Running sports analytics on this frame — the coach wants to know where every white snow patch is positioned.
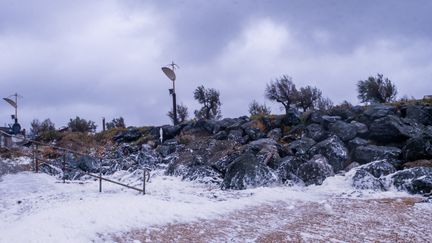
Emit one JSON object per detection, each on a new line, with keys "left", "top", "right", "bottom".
{"left": 0, "top": 167, "right": 425, "bottom": 243}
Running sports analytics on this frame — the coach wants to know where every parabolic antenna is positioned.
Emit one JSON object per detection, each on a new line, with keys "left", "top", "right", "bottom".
{"left": 3, "top": 98, "right": 17, "bottom": 108}
{"left": 162, "top": 67, "right": 176, "bottom": 81}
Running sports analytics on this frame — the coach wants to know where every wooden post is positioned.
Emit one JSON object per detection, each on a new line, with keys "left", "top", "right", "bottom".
{"left": 62, "top": 154, "right": 66, "bottom": 183}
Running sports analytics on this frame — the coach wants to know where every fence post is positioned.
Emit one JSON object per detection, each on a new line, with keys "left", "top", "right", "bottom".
{"left": 99, "top": 158, "right": 102, "bottom": 193}
{"left": 143, "top": 168, "right": 146, "bottom": 195}
{"left": 35, "top": 144, "right": 39, "bottom": 173}
{"left": 62, "top": 154, "right": 66, "bottom": 183}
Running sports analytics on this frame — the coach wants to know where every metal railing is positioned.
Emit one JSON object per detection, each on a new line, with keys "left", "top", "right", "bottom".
{"left": 0, "top": 130, "right": 150, "bottom": 194}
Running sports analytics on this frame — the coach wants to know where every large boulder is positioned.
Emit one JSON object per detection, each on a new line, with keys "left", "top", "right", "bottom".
{"left": 347, "top": 137, "right": 369, "bottom": 151}
{"left": 277, "top": 156, "right": 306, "bottom": 183}
{"left": 244, "top": 138, "right": 281, "bottom": 168}
{"left": 321, "top": 115, "right": 341, "bottom": 129}
{"left": 241, "top": 120, "right": 266, "bottom": 141}
{"left": 352, "top": 169, "right": 385, "bottom": 191}
{"left": 328, "top": 121, "right": 358, "bottom": 142}
{"left": 227, "top": 129, "right": 246, "bottom": 144}
{"left": 296, "top": 154, "right": 334, "bottom": 186}
{"left": 402, "top": 136, "right": 432, "bottom": 161}
{"left": 222, "top": 153, "right": 277, "bottom": 190}
{"left": 364, "top": 104, "right": 397, "bottom": 120}
{"left": 308, "top": 135, "right": 349, "bottom": 172}
{"left": 305, "top": 123, "right": 327, "bottom": 142}
{"left": 368, "top": 115, "right": 422, "bottom": 143}
{"left": 411, "top": 176, "right": 432, "bottom": 194}
{"left": 353, "top": 145, "right": 401, "bottom": 165}
{"left": 401, "top": 105, "right": 432, "bottom": 126}
{"left": 390, "top": 167, "right": 432, "bottom": 194}
{"left": 350, "top": 121, "right": 368, "bottom": 137}
{"left": 360, "top": 160, "right": 396, "bottom": 178}
{"left": 113, "top": 127, "right": 143, "bottom": 143}
{"left": 285, "top": 137, "right": 316, "bottom": 156}
{"left": 267, "top": 128, "right": 282, "bottom": 141}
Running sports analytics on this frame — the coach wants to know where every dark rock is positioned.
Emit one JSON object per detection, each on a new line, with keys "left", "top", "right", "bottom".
{"left": 350, "top": 121, "right": 368, "bottom": 136}
{"left": 347, "top": 137, "right": 369, "bottom": 151}
{"left": 328, "top": 121, "right": 358, "bottom": 142}
{"left": 267, "top": 128, "right": 282, "bottom": 141}
{"left": 277, "top": 156, "right": 306, "bottom": 182}
{"left": 412, "top": 176, "right": 432, "bottom": 194}
{"left": 321, "top": 115, "right": 341, "bottom": 129}
{"left": 244, "top": 138, "right": 279, "bottom": 154}
{"left": 75, "top": 155, "right": 98, "bottom": 172}
{"left": 364, "top": 104, "right": 396, "bottom": 120}
{"left": 352, "top": 169, "right": 384, "bottom": 190}
{"left": 222, "top": 153, "right": 277, "bottom": 190}
{"left": 213, "top": 130, "right": 228, "bottom": 140}
{"left": 391, "top": 167, "right": 432, "bottom": 194}
{"left": 305, "top": 123, "right": 327, "bottom": 142}
{"left": 227, "top": 129, "right": 245, "bottom": 143}
{"left": 353, "top": 145, "right": 401, "bottom": 165}
{"left": 308, "top": 135, "right": 349, "bottom": 172}
{"left": 113, "top": 127, "right": 143, "bottom": 143}
{"left": 369, "top": 115, "right": 422, "bottom": 143}
{"left": 361, "top": 160, "right": 396, "bottom": 178}
{"left": 241, "top": 121, "right": 266, "bottom": 141}
{"left": 402, "top": 136, "right": 432, "bottom": 161}
{"left": 329, "top": 106, "right": 355, "bottom": 120}
{"left": 285, "top": 137, "right": 316, "bottom": 156}
{"left": 401, "top": 105, "right": 432, "bottom": 126}
{"left": 161, "top": 125, "right": 183, "bottom": 140}
{"left": 296, "top": 154, "right": 334, "bottom": 186}
{"left": 156, "top": 140, "right": 177, "bottom": 157}
{"left": 215, "top": 117, "right": 247, "bottom": 132}
{"left": 284, "top": 108, "right": 301, "bottom": 126}
{"left": 309, "top": 111, "right": 324, "bottom": 124}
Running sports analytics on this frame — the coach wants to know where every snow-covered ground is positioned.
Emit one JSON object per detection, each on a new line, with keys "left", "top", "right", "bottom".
{"left": 0, "top": 157, "right": 431, "bottom": 243}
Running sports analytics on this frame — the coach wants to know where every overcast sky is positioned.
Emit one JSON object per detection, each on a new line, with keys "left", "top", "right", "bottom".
{"left": 1, "top": 0, "right": 431, "bottom": 130}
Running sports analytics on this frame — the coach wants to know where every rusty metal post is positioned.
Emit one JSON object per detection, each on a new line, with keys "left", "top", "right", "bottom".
{"left": 99, "top": 158, "right": 102, "bottom": 193}
{"left": 62, "top": 154, "right": 66, "bottom": 183}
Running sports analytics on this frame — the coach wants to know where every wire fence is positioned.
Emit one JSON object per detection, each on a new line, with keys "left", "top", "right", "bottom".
{"left": 0, "top": 130, "right": 150, "bottom": 195}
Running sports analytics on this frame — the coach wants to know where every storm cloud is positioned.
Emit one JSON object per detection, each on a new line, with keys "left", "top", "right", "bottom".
{"left": 1, "top": 0, "right": 431, "bottom": 129}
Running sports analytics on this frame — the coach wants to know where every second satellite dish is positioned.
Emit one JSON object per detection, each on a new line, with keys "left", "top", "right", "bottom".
{"left": 162, "top": 67, "right": 176, "bottom": 81}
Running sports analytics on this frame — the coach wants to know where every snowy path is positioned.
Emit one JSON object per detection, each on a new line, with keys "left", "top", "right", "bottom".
{"left": 1, "top": 170, "right": 431, "bottom": 243}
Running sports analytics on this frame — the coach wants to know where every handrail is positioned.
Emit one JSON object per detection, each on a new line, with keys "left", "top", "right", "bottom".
{"left": 0, "top": 130, "right": 150, "bottom": 194}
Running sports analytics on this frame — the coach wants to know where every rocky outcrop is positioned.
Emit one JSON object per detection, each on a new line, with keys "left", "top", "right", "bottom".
{"left": 353, "top": 145, "right": 401, "bottom": 165}
{"left": 328, "top": 120, "right": 357, "bottom": 142}
{"left": 296, "top": 154, "right": 334, "bottom": 186}
{"left": 308, "top": 135, "right": 349, "bottom": 172}
{"left": 222, "top": 153, "right": 277, "bottom": 190}
{"left": 368, "top": 115, "right": 422, "bottom": 143}
{"left": 402, "top": 136, "right": 432, "bottom": 161}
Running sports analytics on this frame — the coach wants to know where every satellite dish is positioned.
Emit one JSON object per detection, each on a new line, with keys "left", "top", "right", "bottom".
{"left": 162, "top": 67, "right": 176, "bottom": 81}
{"left": 3, "top": 98, "right": 17, "bottom": 108}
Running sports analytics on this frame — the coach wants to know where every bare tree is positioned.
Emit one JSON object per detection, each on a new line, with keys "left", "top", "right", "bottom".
{"left": 265, "top": 75, "right": 298, "bottom": 115}
{"left": 316, "top": 97, "right": 334, "bottom": 112}
{"left": 168, "top": 104, "right": 189, "bottom": 123}
{"left": 296, "top": 85, "right": 322, "bottom": 111}
{"left": 248, "top": 100, "right": 271, "bottom": 116}
{"left": 30, "top": 119, "right": 55, "bottom": 137}
{"left": 357, "top": 74, "right": 397, "bottom": 103}
{"left": 194, "top": 85, "right": 222, "bottom": 120}
{"left": 106, "top": 117, "right": 126, "bottom": 129}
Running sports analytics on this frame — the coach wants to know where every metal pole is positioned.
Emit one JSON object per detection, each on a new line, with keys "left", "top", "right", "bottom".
{"left": 99, "top": 158, "right": 102, "bottom": 192}
{"left": 33, "top": 144, "right": 36, "bottom": 172}
{"left": 35, "top": 144, "right": 39, "bottom": 173}
{"left": 172, "top": 86, "right": 178, "bottom": 125}
{"left": 62, "top": 154, "right": 66, "bottom": 183}
{"left": 102, "top": 117, "right": 106, "bottom": 132}
{"left": 143, "top": 168, "right": 146, "bottom": 195}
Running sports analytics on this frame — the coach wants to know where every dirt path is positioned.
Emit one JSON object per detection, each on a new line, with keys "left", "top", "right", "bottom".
{"left": 111, "top": 197, "right": 431, "bottom": 243}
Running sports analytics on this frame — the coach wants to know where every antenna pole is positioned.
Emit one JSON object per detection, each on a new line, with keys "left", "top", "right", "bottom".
{"left": 170, "top": 61, "right": 178, "bottom": 125}
{"left": 13, "top": 93, "right": 18, "bottom": 123}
